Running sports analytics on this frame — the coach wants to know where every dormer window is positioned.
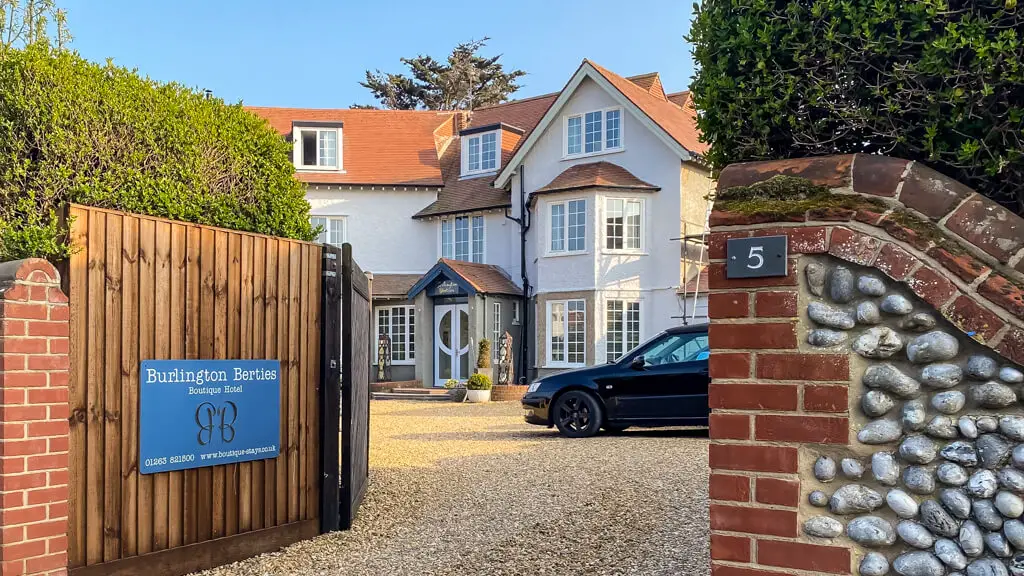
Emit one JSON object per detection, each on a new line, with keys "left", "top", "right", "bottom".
{"left": 564, "top": 107, "right": 623, "bottom": 158}
{"left": 461, "top": 129, "right": 499, "bottom": 176}
{"left": 292, "top": 123, "right": 343, "bottom": 171}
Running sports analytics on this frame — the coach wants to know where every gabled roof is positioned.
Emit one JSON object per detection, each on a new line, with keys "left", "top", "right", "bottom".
{"left": 407, "top": 259, "right": 521, "bottom": 299}
{"left": 413, "top": 94, "right": 557, "bottom": 219}
{"left": 534, "top": 161, "right": 659, "bottom": 196}
{"left": 494, "top": 60, "right": 704, "bottom": 188}
{"left": 666, "top": 90, "right": 691, "bottom": 109}
{"left": 626, "top": 72, "right": 668, "bottom": 100}
{"left": 247, "top": 107, "right": 451, "bottom": 186}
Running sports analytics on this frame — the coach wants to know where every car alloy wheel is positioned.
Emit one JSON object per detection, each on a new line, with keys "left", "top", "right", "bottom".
{"left": 553, "top": 391, "right": 602, "bottom": 438}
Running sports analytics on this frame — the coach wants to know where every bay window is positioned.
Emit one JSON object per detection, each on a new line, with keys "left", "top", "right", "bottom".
{"left": 605, "top": 198, "right": 643, "bottom": 251}
{"left": 377, "top": 305, "right": 415, "bottom": 364}
{"left": 548, "top": 299, "right": 586, "bottom": 366}
{"left": 606, "top": 300, "right": 640, "bottom": 362}
{"left": 549, "top": 199, "right": 586, "bottom": 254}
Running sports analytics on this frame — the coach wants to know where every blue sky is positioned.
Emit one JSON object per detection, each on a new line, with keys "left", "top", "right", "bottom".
{"left": 60, "top": 0, "right": 697, "bottom": 108}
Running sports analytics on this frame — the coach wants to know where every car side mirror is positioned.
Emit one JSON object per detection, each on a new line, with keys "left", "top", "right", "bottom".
{"left": 630, "top": 356, "right": 645, "bottom": 371}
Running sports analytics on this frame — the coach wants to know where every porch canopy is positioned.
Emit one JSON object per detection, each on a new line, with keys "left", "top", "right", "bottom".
{"left": 407, "top": 258, "right": 521, "bottom": 299}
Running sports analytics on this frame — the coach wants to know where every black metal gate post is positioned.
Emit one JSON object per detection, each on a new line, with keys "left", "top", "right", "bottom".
{"left": 318, "top": 244, "right": 342, "bottom": 533}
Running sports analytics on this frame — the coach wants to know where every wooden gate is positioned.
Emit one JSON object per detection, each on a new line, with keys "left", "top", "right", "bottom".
{"left": 66, "top": 205, "right": 322, "bottom": 575}
{"left": 317, "top": 243, "right": 370, "bottom": 532}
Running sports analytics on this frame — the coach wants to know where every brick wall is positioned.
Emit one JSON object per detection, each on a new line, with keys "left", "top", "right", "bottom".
{"left": 0, "top": 259, "right": 70, "bottom": 576}
{"left": 489, "top": 385, "right": 529, "bottom": 402}
{"left": 708, "top": 154, "right": 1024, "bottom": 576}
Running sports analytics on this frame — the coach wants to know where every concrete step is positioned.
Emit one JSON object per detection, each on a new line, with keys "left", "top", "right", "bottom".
{"left": 371, "top": 392, "right": 452, "bottom": 402}
{"left": 390, "top": 387, "right": 449, "bottom": 395}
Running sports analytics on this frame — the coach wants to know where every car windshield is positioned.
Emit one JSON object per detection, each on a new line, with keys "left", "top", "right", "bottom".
{"left": 628, "top": 331, "right": 709, "bottom": 367}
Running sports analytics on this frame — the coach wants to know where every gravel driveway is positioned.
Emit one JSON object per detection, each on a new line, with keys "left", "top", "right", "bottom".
{"left": 197, "top": 400, "right": 710, "bottom": 576}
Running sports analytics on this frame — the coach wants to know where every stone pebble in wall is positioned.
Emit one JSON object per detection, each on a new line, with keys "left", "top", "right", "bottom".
{"left": 800, "top": 258, "right": 1024, "bottom": 576}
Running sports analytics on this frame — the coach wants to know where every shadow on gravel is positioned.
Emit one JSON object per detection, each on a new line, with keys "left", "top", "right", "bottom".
{"left": 393, "top": 426, "right": 710, "bottom": 442}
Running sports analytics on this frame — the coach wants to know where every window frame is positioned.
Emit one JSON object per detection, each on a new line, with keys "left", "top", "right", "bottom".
{"left": 546, "top": 198, "right": 587, "bottom": 256}
{"left": 512, "top": 301, "right": 520, "bottom": 325}
{"left": 461, "top": 130, "right": 501, "bottom": 176}
{"left": 492, "top": 301, "right": 502, "bottom": 361}
{"left": 605, "top": 299, "right": 641, "bottom": 363}
{"left": 293, "top": 126, "right": 343, "bottom": 172}
{"left": 603, "top": 197, "right": 645, "bottom": 254}
{"left": 439, "top": 215, "right": 486, "bottom": 263}
{"left": 562, "top": 106, "right": 625, "bottom": 159}
{"left": 546, "top": 299, "right": 586, "bottom": 368}
{"left": 376, "top": 305, "right": 416, "bottom": 365}
{"left": 310, "top": 215, "right": 347, "bottom": 247}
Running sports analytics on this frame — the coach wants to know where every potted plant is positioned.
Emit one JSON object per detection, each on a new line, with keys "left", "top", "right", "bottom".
{"left": 465, "top": 373, "right": 492, "bottom": 403}
{"left": 444, "top": 378, "right": 466, "bottom": 402}
{"left": 476, "top": 339, "right": 493, "bottom": 382}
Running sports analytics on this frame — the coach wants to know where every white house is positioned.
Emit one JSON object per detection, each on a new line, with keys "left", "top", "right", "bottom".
{"left": 249, "top": 60, "right": 711, "bottom": 386}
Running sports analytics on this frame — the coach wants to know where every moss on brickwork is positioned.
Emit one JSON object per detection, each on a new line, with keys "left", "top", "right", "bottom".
{"left": 716, "top": 175, "right": 888, "bottom": 217}
{"left": 885, "top": 210, "right": 965, "bottom": 255}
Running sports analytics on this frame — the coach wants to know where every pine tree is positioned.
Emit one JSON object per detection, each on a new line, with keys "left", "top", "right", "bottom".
{"left": 356, "top": 38, "right": 525, "bottom": 110}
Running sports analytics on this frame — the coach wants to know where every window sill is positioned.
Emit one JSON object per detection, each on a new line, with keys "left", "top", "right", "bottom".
{"left": 544, "top": 251, "right": 588, "bottom": 259}
{"left": 561, "top": 147, "right": 625, "bottom": 162}
{"left": 543, "top": 363, "right": 586, "bottom": 370}
{"left": 388, "top": 360, "right": 415, "bottom": 366}
{"left": 295, "top": 167, "right": 346, "bottom": 173}
{"left": 602, "top": 249, "right": 647, "bottom": 256}
{"left": 459, "top": 170, "right": 498, "bottom": 181}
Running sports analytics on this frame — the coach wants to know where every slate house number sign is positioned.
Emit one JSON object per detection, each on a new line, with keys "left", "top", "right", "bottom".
{"left": 726, "top": 235, "right": 789, "bottom": 278}
{"left": 139, "top": 359, "right": 281, "bottom": 474}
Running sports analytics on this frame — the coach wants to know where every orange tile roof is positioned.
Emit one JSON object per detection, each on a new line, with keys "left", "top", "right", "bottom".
{"left": 588, "top": 61, "right": 708, "bottom": 156}
{"left": 666, "top": 91, "right": 691, "bottom": 108}
{"left": 247, "top": 107, "right": 452, "bottom": 186}
{"left": 535, "top": 161, "right": 660, "bottom": 196}
{"left": 627, "top": 72, "right": 668, "bottom": 100}
{"left": 440, "top": 259, "right": 521, "bottom": 295}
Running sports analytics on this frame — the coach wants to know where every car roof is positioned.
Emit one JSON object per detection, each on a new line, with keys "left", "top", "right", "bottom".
{"left": 665, "top": 323, "right": 709, "bottom": 335}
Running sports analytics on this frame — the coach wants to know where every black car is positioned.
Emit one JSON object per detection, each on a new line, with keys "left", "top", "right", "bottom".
{"left": 522, "top": 325, "right": 709, "bottom": 438}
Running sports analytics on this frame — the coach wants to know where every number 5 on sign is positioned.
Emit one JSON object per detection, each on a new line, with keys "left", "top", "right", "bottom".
{"left": 726, "top": 236, "right": 788, "bottom": 278}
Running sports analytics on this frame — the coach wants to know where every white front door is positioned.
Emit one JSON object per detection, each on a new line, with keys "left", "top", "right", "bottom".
{"left": 434, "top": 304, "right": 470, "bottom": 387}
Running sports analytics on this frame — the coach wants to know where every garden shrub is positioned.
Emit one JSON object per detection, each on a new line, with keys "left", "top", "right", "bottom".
{"left": 689, "top": 0, "right": 1024, "bottom": 215}
{"left": 466, "top": 373, "right": 492, "bottom": 391}
{"left": 0, "top": 44, "right": 315, "bottom": 261}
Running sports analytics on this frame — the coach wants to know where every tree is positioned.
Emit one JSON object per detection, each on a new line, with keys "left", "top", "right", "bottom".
{"left": 357, "top": 38, "right": 525, "bottom": 110}
{"left": 0, "top": 0, "right": 70, "bottom": 56}
{"left": 688, "top": 0, "right": 1024, "bottom": 215}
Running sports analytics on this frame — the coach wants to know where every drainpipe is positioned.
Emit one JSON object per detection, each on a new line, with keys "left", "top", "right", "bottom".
{"left": 504, "top": 165, "right": 531, "bottom": 384}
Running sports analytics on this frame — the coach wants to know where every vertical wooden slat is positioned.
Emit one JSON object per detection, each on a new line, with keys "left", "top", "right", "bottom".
{"left": 103, "top": 214, "right": 123, "bottom": 563}
{"left": 153, "top": 222, "right": 172, "bottom": 551}
{"left": 120, "top": 216, "right": 139, "bottom": 559}
{"left": 137, "top": 218, "right": 155, "bottom": 555}
{"left": 212, "top": 231, "right": 229, "bottom": 539}
{"left": 276, "top": 240, "right": 289, "bottom": 524}
{"left": 306, "top": 244, "right": 321, "bottom": 520}
{"left": 85, "top": 210, "right": 106, "bottom": 566}
{"left": 287, "top": 244, "right": 301, "bottom": 522}
{"left": 251, "top": 237, "right": 267, "bottom": 530}
{"left": 197, "top": 228, "right": 215, "bottom": 542}
{"left": 69, "top": 208, "right": 89, "bottom": 568}
{"left": 168, "top": 223, "right": 187, "bottom": 548}
{"left": 225, "top": 233, "right": 241, "bottom": 537}
{"left": 184, "top": 225, "right": 202, "bottom": 545}
{"left": 262, "top": 239, "right": 278, "bottom": 529}
{"left": 297, "top": 246, "right": 308, "bottom": 519}
{"left": 238, "top": 235, "right": 253, "bottom": 534}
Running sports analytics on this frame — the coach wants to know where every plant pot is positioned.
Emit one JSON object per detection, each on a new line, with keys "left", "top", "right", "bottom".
{"left": 466, "top": 389, "right": 491, "bottom": 403}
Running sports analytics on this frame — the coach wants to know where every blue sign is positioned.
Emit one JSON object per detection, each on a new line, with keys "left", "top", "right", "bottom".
{"left": 139, "top": 359, "right": 281, "bottom": 474}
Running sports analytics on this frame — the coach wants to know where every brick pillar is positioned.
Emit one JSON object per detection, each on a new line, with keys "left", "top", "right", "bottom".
{"left": 708, "top": 227, "right": 854, "bottom": 575}
{"left": 0, "top": 259, "right": 70, "bottom": 576}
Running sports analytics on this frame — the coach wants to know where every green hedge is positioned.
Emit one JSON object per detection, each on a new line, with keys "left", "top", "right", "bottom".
{"left": 689, "top": 0, "right": 1024, "bottom": 214}
{"left": 0, "top": 44, "right": 315, "bottom": 261}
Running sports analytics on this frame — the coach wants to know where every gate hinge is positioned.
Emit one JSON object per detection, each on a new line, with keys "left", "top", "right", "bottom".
{"left": 322, "top": 270, "right": 337, "bottom": 278}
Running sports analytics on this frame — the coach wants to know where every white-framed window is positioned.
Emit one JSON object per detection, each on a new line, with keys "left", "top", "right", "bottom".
{"left": 377, "top": 305, "right": 415, "bottom": 364}
{"left": 512, "top": 301, "right": 520, "bottom": 325}
{"left": 564, "top": 107, "right": 624, "bottom": 157}
{"left": 310, "top": 216, "right": 346, "bottom": 246}
{"left": 548, "top": 199, "right": 586, "bottom": 254}
{"left": 441, "top": 215, "right": 485, "bottom": 263}
{"left": 293, "top": 126, "right": 342, "bottom": 171}
{"left": 606, "top": 300, "right": 640, "bottom": 362}
{"left": 462, "top": 130, "right": 500, "bottom": 175}
{"left": 605, "top": 198, "right": 643, "bottom": 251}
{"left": 548, "top": 299, "right": 586, "bottom": 366}
{"left": 492, "top": 302, "right": 502, "bottom": 360}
